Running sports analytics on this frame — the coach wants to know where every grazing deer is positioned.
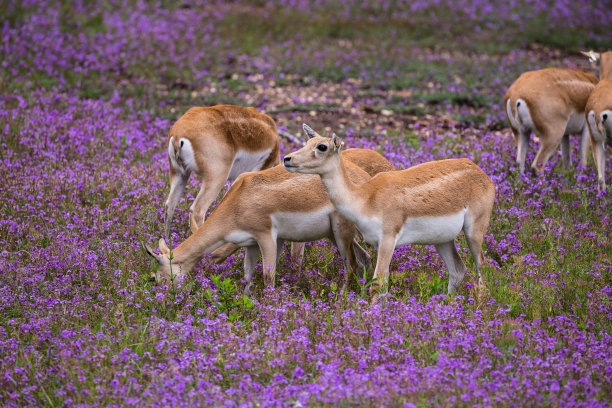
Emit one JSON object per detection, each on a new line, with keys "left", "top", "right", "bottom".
{"left": 583, "top": 51, "right": 612, "bottom": 191}
{"left": 283, "top": 125, "right": 495, "bottom": 299}
{"left": 164, "top": 105, "right": 280, "bottom": 237}
{"left": 209, "top": 148, "right": 398, "bottom": 268}
{"left": 145, "top": 154, "right": 388, "bottom": 294}
{"left": 504, "top": 68, "right": 598, "bottom": 173}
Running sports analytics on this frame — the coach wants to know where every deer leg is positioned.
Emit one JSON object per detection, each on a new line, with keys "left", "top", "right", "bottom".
{"left": 560, "top": 133, "right": 571, "bottom": 169}
{"left": 330, "top": 219, "right": 359, "bottom": 294}
{"left": 290, "top": 242, "right": 305, "bottom": 272}
{"left": 257, "top": 233, "right": 278, "bottom": 288}
{"left": 516, "top": 130, "right": 530, "bottom": 174}
{"left": 435, "top": 241, "right": 467, "bottom": 294}
{"left": 531, "top": 122, "right": 566, "bottom": 173}
{"left": 190, "top": 166, "right": 230, "bottom": 232}
{"left": 164, "top": 169, "right": 190, "bottom": 237}
{"left": 592, "top": 140, "right": 607, "bottom": 191}
{"left": 579, "top": 126, "right": 591, "bottom": 168}
{"left": 243, "top": 245, "right": 260, "bottom": 295}
{"left": 369, "top": 236, "right": 396, "bottom": 302}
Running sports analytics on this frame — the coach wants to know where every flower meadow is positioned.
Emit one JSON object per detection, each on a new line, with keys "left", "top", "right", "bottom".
{"left": 1, "top": 1, "right": 612, "bottom": 407}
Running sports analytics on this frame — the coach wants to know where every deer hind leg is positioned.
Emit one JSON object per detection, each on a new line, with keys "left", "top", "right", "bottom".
{"left": 243, "top": 245, "right": 260, "bottom": 295}
{"left": 531, "top": 121, "right": 566, "bottom": 173}
{"left": 516, "top": 130, "right": 530, "bottom": 174}
{"left": 435, "top": 241, "right": 467, "bottom": 294}
{"left": 190, "top": 164, "right": 231, "bottom": 232}
{"left": 560, "top": 133, "right": 571, "bottom": 169}
{"left": 164, "top": 169, "right": 191, "bottom": 237}
{"left": 592, "top": 140, "right": 607, "bottom": 191}
{"left": 579, "top": 126, "right": 591, "bottom": 168}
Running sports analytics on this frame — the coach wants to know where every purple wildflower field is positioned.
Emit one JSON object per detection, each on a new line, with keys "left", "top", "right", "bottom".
{"left": 1, "top": 1, "right": 611, "bottom": 406}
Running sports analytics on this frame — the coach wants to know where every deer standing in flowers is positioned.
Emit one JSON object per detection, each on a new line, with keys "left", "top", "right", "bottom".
{"left": 283, "top": 124, "right": 495, "bottom": 300}
{"left": 582, "top": 51, "right": 612, "bottom": 190}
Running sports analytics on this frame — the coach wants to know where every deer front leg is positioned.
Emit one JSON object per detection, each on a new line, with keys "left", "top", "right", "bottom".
{"left": 560, "top": 133, "right": 571, "bottom": 169}
{"left": 579, "top": 126, "right": 591, "bottom": 168}
{"left": 164, "top": 169, "right": 190, "bottom": 237}
{"left": 257, "top": 233, "right": 278, "bottom": 288}
{"left": 290, "top": 242, "right": 305, "bottom": 272}
{"left": 592, "top": 140, "right": 607, "bottom": 191}
{"left": 369, "top": 236, "right": 396, "bottom": 302}
{"left": 435, "top": 241, "right": 467, "bottom": 294}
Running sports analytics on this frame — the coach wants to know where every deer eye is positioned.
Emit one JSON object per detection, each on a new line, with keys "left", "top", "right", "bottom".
{"left": 317, "top": 144, "right": 328, "bottom": 152}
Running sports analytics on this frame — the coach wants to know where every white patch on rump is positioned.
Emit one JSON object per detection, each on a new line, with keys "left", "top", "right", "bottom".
{"left": 395, "top": 209, "right": 467, "bottom": 246}
{"left": 271, "top": 207, "right": 333, "bottom": 242}
{"left": 168, "top": 137, "right": 198, "bottom": 174}
{"left": 228, "top": 149, "right": 272, "bottom": 180}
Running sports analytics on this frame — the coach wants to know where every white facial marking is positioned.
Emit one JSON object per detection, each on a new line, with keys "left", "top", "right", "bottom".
{"left": 271, "top": 207, "right": 334, "bottom": 242}
{"left": 395, "top": 209, "right": 467, "bottom": 246}
{"left": 228, "top": 149, "right": 272, "bottom": 180}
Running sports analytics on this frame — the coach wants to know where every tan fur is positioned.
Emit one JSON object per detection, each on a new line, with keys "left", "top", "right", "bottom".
{"left": 585, "top": 79, "right": 612, "bottom": 190}
{"left": 145, "top": 158, "right": 380, "bottom": 293}
{"left": 601, "top": 52, "right": 612, "bottom": 80}
{"left": 164, "top": 105, "right": 280, "bottom": 237}
{"left": 210, "top": 148, "right": 397, "bottom": 264}
{"left": 504, "top": 68, "right": 598, "bottom": 173}
{"left": 284, "top": 131, "right": 495, "bottom": 298}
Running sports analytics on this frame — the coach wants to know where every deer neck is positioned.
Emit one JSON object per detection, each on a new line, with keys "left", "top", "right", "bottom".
{"left": 318, "top": 155, "right": 366, "bottom": 223}
{"left": 170, "top": 218, "right": 228, "bottom": 272}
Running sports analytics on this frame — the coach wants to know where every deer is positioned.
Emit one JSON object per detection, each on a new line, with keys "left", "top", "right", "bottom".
{"left": 144, "top": 148, "right": 395, "bottom": 294}
{"left": 209, "top": 147, "right": 398, "bottom": 268}
{"left": 504, "top": 67, "right": 598, "bottom": 174}
{"left": 582, "top": 51, "right": 612, "bottom": 191}
{"left": 283, "top": 124, "right": 495, "bottom": 300}
{"left": 163, "top": 105, "right": 280, "bottom": 238}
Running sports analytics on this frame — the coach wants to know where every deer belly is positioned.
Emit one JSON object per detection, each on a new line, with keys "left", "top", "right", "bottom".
{"left": 228, "top": 149, "right": 272, "bottom": 180}
{"left": 225, "top": 230, "right": 257, "bottom": 247}
{"left": 395, "top": 211, "right": 465, "bottom": 246}
{"left": 271, "top": 208, "right": 332, "bottom": 242}
{"left": 565, "top": 112, "right": 586, "bottom": 134}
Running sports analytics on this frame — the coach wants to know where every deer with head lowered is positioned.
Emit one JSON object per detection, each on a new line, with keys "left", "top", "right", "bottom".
{"left": 504, "top": 65, "right": 598, "bottom": 174}
{"left": 582, "top": 51, "right": 612, "bottom": 191}
{"left": 283, "top": 124, "right": 495, "bottom": 300}
{"left": 164, "top": 105, "right": 280, "bottom": 237}
{"left": 145, "top": 146, "right": 396, "bottom": 294}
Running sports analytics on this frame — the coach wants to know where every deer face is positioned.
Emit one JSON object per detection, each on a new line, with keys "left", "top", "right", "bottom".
{"left": 283, "top": 124, "right": 343, "bottom": 175}
{"left": 143, "top": 238, "right": 186, "bottom": 285}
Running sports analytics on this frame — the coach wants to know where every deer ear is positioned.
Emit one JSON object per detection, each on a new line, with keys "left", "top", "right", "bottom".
{"left": 303, "top": 123, "right": 317, "bottom": 139}
{"left": 331, "top": 133, "right": 344, "bottom": 151}
{"left": 158, "top": 238, "right": 171, "bottom": 256}
{"left": 581, "top": 50, "right": 600, "bottom": 63}
{"left": 143, "top": 242, "right": 162, "bottom": 264}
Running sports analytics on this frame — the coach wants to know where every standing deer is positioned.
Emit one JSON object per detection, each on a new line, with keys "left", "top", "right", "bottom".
{"left": 504, "top": 68, "right": 598, "bottom": 173}
{"left": 583, "top": 51, "right": 612, "bottom": 191}
{"left": 209, "top": 147, "right": 397, "bottom": 268}
{"left": 284, "top": 124, "right": 495, "bottom": 300}
{"left": 164, "top": 105, "right": 280, "bottom": 237}
{"left": 145, "top": 148, "right": 394, "bottom": 294}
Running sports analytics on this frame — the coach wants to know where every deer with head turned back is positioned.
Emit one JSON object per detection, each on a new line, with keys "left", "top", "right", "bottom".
{"left": 582, "top": 51, "right": 612, "bottom": 191}
{"left": 164, "top": 105, "right": 280, "bottom": 237}
{"left": 284, "top": 124, "right": 495, "bottom": 301}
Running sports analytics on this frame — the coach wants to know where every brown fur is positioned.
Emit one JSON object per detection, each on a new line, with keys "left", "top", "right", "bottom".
{"left": 585, "top": 79, "right": 612, "bottom": 190}
{"left": 211, "top": 148, "right": 397, "bottom": 263}
{"left": 284, "top": 134, "right": 495, "bottom": 297}
{"left": 600, "top": 52, "right": 612, "bottom": 80}
{"left": 164, "top": 105, "right": 280, "bottom": 236}
{"left": 504, "top": 68, "right": 598, "bottom": 172}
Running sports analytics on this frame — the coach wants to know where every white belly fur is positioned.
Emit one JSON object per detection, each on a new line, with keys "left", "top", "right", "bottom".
{"left": 228, "top": 149, "right": 272, "bottom": 180}
{"left": 225, "top": 230, "right": 257, "bottom": 247}
{"left": 271, "top": 208, "right": 333, "bottom": 242}
{"left": 395, "top": 210, "right": 466, "bottom": 246}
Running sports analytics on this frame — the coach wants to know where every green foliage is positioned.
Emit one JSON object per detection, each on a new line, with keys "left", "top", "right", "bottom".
{"left": 204, "top": 275, "right": 255, "bottom": 324}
